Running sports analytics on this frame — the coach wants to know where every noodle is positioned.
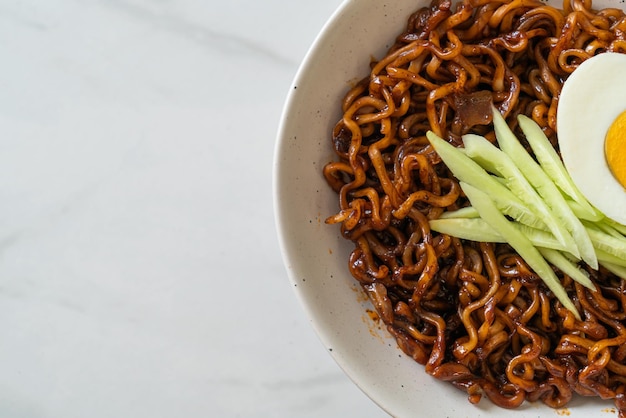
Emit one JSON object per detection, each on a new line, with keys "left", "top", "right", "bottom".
{"left": 323, "top": 0, "right": 626, "bottom": 415}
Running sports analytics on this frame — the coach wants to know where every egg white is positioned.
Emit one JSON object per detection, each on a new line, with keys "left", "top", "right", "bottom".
{"left": 557, "top": 52, "right": 626, "bottom": 225}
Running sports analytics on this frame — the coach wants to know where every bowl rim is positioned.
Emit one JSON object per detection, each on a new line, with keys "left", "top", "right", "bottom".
{"left": 272, "top": 0, "right": 389, "bottom": 410}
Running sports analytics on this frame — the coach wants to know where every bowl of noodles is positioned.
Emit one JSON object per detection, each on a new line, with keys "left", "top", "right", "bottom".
{"left": 274, "top": 0, "right": 626, "bottom": 416}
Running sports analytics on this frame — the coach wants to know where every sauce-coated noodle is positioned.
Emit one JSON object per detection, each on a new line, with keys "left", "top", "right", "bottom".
{"left": 324, "top": 0, "right": 626, "bottom": 414}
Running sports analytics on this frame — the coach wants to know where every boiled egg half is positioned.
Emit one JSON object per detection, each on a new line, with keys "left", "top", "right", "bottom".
{"left": 557, "top": 52, "right": 626, "bottom": 225}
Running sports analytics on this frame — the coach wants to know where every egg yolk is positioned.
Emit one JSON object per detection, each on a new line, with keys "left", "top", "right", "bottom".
{"left": 605, "top": 110, "right": 626, "bottom": 189}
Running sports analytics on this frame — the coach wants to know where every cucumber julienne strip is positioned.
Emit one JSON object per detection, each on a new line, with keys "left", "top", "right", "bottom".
{"left": 460, "top": 182, "right": 581, "bottom": 320}
{"left": 462, "top": 133, "right": 581, "bottom": 261}
{"left": 596, "top": 248, "right": 626, "bottom": 268}
{"left": 567, "top": 199, "right": 601, "bottom": 222}
{"left": 517, "top": 113, "right": 602, "bottom": 222}
{"left": 593, "top": 220, "right": 624, "bottom": 238}
{"left": 429, "top": 218, "right": 503, "bottom": 243}
{"left": 537, "top": 247, "right": 594, "bottom": 290}
{"left": 429, "top": 218, "right": 568, "bottom": 252}
{"left": 515, "top": 224, "right": 570, "bottom": 252}
{"left": 438, "top": 206, "right": 479, "bottom": 219}
{"left": 584, "top": 224, "right": 626, "bottom": 260}
{"left": 602, "top": 217, "right": 626, "bottom": 236}
{"left": 426, "top": 131, "right": 547, "bottom": 230}
{"left": 491, "top": 110, "right": 597, "bottom": 269}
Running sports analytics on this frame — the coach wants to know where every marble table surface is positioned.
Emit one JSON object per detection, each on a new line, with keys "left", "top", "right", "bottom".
{"left": 0, "top": 0, "right": 390, "bottom": 417}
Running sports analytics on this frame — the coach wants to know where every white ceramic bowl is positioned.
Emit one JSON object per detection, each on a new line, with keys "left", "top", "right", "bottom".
{"left": 274, "top": 1, "right": 621, "bottom": 416}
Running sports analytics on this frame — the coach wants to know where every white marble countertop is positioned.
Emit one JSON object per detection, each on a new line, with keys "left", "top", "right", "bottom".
{"left": 0, "top": 1, "right": 390, "bottom": 417}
